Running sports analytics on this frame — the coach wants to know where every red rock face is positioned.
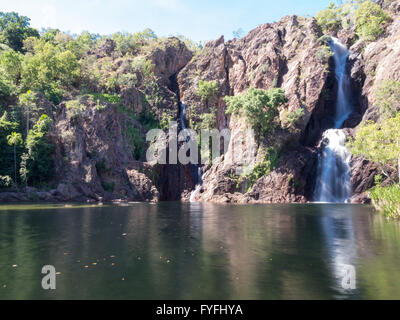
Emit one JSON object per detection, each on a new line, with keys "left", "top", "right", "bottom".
{"left": 176, "top": 15, "right": 337, "bottom": 203}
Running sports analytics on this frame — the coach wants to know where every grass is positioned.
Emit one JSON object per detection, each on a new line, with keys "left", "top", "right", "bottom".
{"left": 369, "top": 184, "right": 400, "bottom": 219}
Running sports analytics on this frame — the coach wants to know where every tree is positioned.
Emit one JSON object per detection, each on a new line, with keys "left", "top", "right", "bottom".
{"left": 225, "top": 87, "right": 288, "bottom": 136}
{"left": 21, "top": 41, "right": 79, "bottom": 104}
{"left": 19, "top": 90, "right": 37, "bottom": 137}
{"left": 347, "top": 112, "right": 400, "bottom": 183}
{"left": 0, "top": 111, "right": 18, "bottom": 179}
{"left": 355, "top": 0, "right": 391, "bottom": 41}
{"left": 376, "top": 79, "right": 400, "bottom": 118}
{"left": 6, "top": 132, "right": 22, "bottom": 183}
{"left": 316, "top": 2, "right": 342, "bottom": 32}
{"left": 20, "top": 114, "right": 54, "bottom": 186}
{"left": 197, "top": 80, "right": 219, "bottom": 107}
{"left": 0, "top": 12, "right": 39, "bottom": 52}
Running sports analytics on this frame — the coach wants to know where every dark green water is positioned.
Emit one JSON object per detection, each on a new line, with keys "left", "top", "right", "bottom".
{"left": 0, "top": 202, "right": 399, "bottom": 300}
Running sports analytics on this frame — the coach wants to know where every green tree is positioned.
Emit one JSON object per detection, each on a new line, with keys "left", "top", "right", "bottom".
{"left": 316, "top": 2, "right": 342, "bottom": 33}
{"left": 197, "top": 80, "right": 219, "bottom": 107}
{"left": 21, "top": 41, "right": 79, "bottom": 104}
{"left": 6, "top": 132, "right": 22, "bottom": 183}
{"left": 20, "top": 114, "right": 54, "bottom": 186}
{"left": 376, "top": 80, "right": 400, "bottom": 118}
{"left": 19, "top": 90, "right": 37, "bottom": 137}
{"left": 355, "top": 0, "right": 391, "bottom": 41}
{"left": 347, "top": 112, "right": 400, "bottom": 183}
{"left": 225, "top": 87, "right": 288, "bottom": 135}
{"left": 0, "top": 111, "right": 18, "bottom": 179}
{"left": 133, "top": 28, "right": 157, "bottom": 46}
{"left": 0, "top": 50, "right": 22, "bottom": 100}
{"left": 0, "top": 12, "right": 39, "bottom": 52}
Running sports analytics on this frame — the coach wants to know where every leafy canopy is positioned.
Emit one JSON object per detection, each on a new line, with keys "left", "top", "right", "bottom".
{"left": 225, "top": 87, "right": 287, "bottom": 135}
{"left": 20, "top": 114, "right": 54, "bottom": 186}
{"left": 347, "top": 112, "right": 400, "bottom": 181}
{"left": 197, "top": 80, "right": 219, "bottom": 104}
{"left": 0, "top": 12, "right": 39, "bottom": 52}
{"left": 355, "top": 1, "right": 391, "bottom": 41}
{"left": 376, "top": 79, "right": 400, "bottom": 118}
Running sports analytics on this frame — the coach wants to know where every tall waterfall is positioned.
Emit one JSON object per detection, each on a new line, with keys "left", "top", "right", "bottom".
{"left": 314, "top": 38, "right": 353, "bottom": 203}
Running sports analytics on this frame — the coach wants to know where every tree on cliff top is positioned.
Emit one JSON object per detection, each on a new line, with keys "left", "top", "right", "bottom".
{"left": 0, "top": 12, "right": 39, "bottom": 52}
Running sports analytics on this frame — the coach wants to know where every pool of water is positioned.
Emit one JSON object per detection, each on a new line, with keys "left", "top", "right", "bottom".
{"left": 0, "top": 202, "right": 399, "bottom": 300}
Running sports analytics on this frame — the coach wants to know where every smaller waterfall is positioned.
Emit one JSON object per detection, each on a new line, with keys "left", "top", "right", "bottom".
{"left": 190, "top": 167, "right": 203, "bottom": 203}
{"left": 314, "top": 130, "right": 352, "bottom": 203}
{"left": 180, "top": 102, "right": 204, "bottom": 202}
{"left": 180, "top": 102, "right": 188, "bottom": 130}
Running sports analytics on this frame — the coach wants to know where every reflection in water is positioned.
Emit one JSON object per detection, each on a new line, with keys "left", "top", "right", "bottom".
{"left": 0, "top": 203, "right": 399, "bottom": 300}
{"left": 319, "top": 205, "right": 357, "bottom": 296}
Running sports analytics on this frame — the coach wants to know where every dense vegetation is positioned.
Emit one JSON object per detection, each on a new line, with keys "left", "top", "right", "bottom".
{"left": 224, "top": 87, "right": 288, "bottom": 136}
{"left": 316, "top": 0, "right": 391, "bottom": 42}
{"left": 348, "top": 80, "right": 400, "bottom": 218}
{"left": 0, "top": 10, "right": 200, "bottom": 190}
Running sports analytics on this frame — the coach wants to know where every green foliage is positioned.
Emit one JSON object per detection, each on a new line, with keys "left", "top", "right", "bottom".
{"left": 21, "top": 41, "right": 79, "bottom": 104}
{"left": 280, "top": 108, "right": 305, "bottom": 129}
{"left": 7, "top": 131, "right": 23, "bottom": 147}
{"left": 125, "top": 123, "right": 144, "bottom": 160}
{"left": 355, "top": 1, "right": 391, "bottom": 41}
{"left": 65, "top": 100, "right": 87, "bottom": 119}
{"left": 347, "top": 112, "right": 400, "bottom": 182}
{"left": 240, "top": 147, "right": 280, "bottom": 190}
{"left": 225, "top": 87, "right": 287, "bottom": 136}
{"left": 316, "top": 2, "right": 343, "bottom": 33}
{"left": 0, "top": 12, "right": 39, "bottom": 52}
{"left": 20, "top": 114, "right": 54, "bottom": 186}
{"left": 376, "top": 79, "right": 400, "bottom": 118}
{"left": 316, "top": 45, "right": 334, "bottom": 63}
{"left": 198, "top": 110, "right": 217, "bottom": 130}
{"left": 7, "top": 131, "right": 23, "bottom": 183}
{"left": 66, "top": 31, "right": 100, "bottom": 59}
{"left": 197, "top": 80, "right": 219, "bottom": 105}
{"left": 369, "top": 184, "right": 400, "bottom": 219}
{"left": 160, "top": 112, "right": 173, "bottom": 131}
{"left": 112, "top": 32, "right": 137, "bottom": 56}
{"left": 0, "top": 111, "right": 19, "bottom": 181}
{"left": 0, "top": 50, "right": 23, "bottom": 100}
{"left": 0, "top": 175, "right": 12, "bottom": 188}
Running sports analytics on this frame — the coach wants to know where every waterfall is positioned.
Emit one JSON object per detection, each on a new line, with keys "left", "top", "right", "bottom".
{"left": 180, "top": 102, "right": 188, "bottom": 130}
{"left": 314, "top": 37, "right": 353, "bottom": 203}
{"left": 180, "top": 102, "right": 204, "bottom": 202}
{"left": 190, "top": 167, "right": 203, "bottom": 202}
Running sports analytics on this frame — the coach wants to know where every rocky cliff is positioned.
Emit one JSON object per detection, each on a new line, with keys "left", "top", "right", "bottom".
{"left": 1, "top": 1, "right": 399, "bottom": 204}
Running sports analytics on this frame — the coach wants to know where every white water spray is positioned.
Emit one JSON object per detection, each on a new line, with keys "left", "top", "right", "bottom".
{"left": 180, "top": 102, "right": 204, "bottom": 202}
{"left": 314, "top": 38, "right": 353, "bottom": 203}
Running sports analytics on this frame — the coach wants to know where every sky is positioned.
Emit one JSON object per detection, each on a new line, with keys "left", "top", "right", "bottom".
{"left": 0, "top": 0, "right": 332, "bottom": 42}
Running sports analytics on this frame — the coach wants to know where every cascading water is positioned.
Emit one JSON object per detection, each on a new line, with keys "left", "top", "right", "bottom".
{"left": 179, "top": 102, "right": 204, "bottom": 202}
{"left": 314, "top": 37, "right": 353, "bottom": 203}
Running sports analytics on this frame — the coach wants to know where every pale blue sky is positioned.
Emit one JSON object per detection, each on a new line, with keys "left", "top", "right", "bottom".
{"left": 0, "top": 0, "right": 332, "bottom": 41}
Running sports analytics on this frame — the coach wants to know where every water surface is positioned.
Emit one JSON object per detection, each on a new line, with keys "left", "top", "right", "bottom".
{"left": 0, "top": 203, "right": 399, "bottom": 300}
